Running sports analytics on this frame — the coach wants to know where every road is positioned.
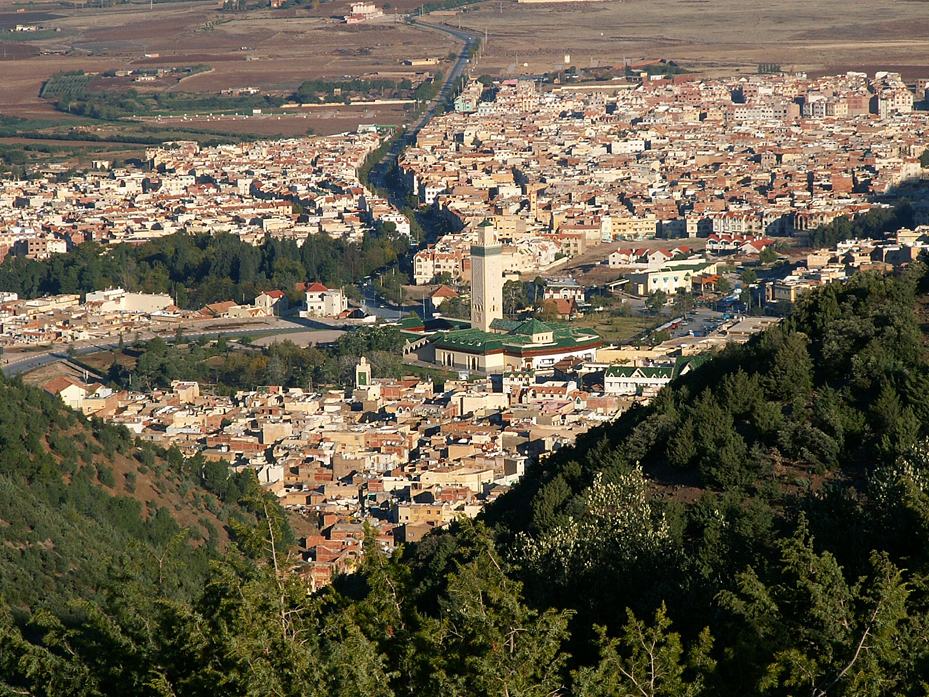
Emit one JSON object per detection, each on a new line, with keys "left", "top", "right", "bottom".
{"left": 367, "top": 19, "right": 475, "bottom": 192}
{"left": 358, "top": 277, "right": 413, "bottom": 321}
{"left": 1, "top": 316, "right": 337, "bottom": 378}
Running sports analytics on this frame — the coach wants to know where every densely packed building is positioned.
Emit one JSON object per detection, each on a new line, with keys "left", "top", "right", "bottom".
{"left": 406, "top": 71, "right": 929, "bottom": 284}
{"left": 0, "top": 131, "right": 410, "bottom": 263}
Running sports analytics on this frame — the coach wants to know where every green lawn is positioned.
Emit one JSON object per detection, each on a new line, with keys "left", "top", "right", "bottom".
{"left": 573, "top": 312, "right": 663, "bottom": 344}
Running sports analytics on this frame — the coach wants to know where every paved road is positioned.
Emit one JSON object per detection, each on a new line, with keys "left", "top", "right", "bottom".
{"left": 367, "top": 19, "right": 475, "bottom": 193}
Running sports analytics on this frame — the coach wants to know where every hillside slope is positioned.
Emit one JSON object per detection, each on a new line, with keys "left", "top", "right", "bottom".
{"left": 3, "top": 268, "right": 929, "bottom": 696}
{"left": 0, "top": 374, "right": 262, "bottom": 615}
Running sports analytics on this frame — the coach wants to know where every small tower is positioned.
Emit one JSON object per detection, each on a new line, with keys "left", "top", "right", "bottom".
{"left": 471, "top": 220, "right": 503, "bottom": 332}
{"left": 355, "top": 356, "right": 371, "bottom": 388}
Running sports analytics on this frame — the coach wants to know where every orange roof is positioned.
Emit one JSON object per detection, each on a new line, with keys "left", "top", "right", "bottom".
{"left": 430, "top": 285, "right": 458, "bottom": 298}
{"left": 43, "top": 375, "right": 85, "bottom": 396}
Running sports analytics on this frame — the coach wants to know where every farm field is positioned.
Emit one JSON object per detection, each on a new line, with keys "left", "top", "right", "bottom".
{"left": 444, "top": 0, "right": 929, "bottom": 79}
{"left": 0, "top": 0, "right": 456, "bottom": 141}
{"left": 0, "top": 0, "right": 927, "bottom": 155}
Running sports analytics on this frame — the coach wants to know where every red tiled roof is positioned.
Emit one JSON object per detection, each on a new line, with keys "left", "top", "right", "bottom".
{"left": 430, "top": 285, "right": 458, "bottom": 298}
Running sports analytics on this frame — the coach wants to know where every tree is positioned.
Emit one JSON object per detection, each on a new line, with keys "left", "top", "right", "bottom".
{"left": 439, "top": 295, "right": 467, "bottom": 319}
{"left": 535, "top": 300, "right": 560, "bottom": 322}
{"left": 759, "top": 247, "right": 778, "bottom": 264}
{"left": 645, "top": 290, "right": 668, "bottom": 314}
{"left": 650, "top": 328, "right": 672, "bottom": 345}
{"left": 573, "top": 605, "right": 715, "bottom": 697}
{"left": 672, "top": 292, "right": 695, "bottom": 315}
{"left": 429, "top": 522, "right": 573, "bottom": 697}
{"left": 715, "top": 277, "right": 731, "bottom": 294}
{"left": 503, "top": 280, "right": 530, "bottom": 317}
{"left": 741, "top": 268, "right": 758, "bottom": 285}
{"left": 719, "top": 519, "right": 911, "bottom": 696}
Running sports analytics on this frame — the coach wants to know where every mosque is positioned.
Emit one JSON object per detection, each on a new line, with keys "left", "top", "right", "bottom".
{"left": 405, "top": 221, "right": 602, "bottom": 374}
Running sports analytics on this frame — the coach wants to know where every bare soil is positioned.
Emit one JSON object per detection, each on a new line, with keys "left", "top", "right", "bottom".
{"left": 0, "top": 1, "right": 455, "bottom": 134}
{"left": 2, "top": 0, "right": 927, "bottom": 140}
{"left": 446, "top": 0, "right": 929, "bottom": 79}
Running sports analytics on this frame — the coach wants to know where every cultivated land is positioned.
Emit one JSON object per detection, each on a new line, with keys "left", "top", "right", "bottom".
{"left": 443, "top": 0, "right": 929, "bottom": 79}
{"left": 1, "top": 0, "right": 928, "bottom": 157}
{"left": 3, "top": 0, "right": 928, "bottom": 133}
{"left": 0, "top": 0, "right": 456, "bottom": 139}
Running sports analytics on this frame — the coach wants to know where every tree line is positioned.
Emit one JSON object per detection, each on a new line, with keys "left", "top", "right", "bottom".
{"left": 0, "top": 230, "right": 409, "bottom": 309}
{"left": 807, "top": 198, "right": 914, "bottom": 248}
{"left": 110, "top": 325, "right": 407, "bottom": 392}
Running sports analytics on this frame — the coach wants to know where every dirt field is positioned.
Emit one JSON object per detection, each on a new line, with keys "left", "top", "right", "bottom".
{"left": 0, "top": 1, "right": 456, "bottom": 134}
{"left": 445, "top": 0, "right": 929, "bottom": 78}
{"left": 2, "top": 0, "right": 928, "bottom": 140}
{"left": 137, "top": 101, "right": 413, "bottom": 136}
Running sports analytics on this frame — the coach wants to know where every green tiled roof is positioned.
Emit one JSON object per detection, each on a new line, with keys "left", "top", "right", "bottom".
{"left": 434, "top": 321, "right": 600, "bottom": 356}
{"left": 434, "top": 329, "right": 506, "bottom": 352}
{"left": 605, "top": 365, "right": 675, "bottom": 379}
{"left": 490, "top": 318, "right": 523, "bottom": 332}
{"left": 514, "top": 318, "right": 554, "bottom": 335}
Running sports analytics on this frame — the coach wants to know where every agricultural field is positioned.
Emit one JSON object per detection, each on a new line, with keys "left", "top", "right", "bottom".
{"left": 446, "top": 0, "right": 929, "bottom": 79}
{"left": 0, "top": 0, "right": 457, "bottom": 150}
{"left": 0, "top": 0, "right": 927, "bottom": 166}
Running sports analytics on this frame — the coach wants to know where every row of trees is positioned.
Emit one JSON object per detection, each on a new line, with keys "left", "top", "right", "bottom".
{"left": 110, "top": 325, "right": 407, "bottom": 392}
{"left": 807, "top": 199, "right": 914, "bottom": 248}
{"left": 0, "top": 229, "right": 410, "bottom": 309}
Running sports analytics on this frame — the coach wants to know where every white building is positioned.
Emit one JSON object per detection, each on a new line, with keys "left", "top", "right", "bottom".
{"left": 302, "top": 282, "right": 347, "bottom": 318}
{"left": 84, "top": 288, "right": 174, "bottom": 313}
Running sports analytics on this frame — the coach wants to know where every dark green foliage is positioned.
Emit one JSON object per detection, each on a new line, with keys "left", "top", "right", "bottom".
{"left": 808, "top": 199, "right": 914, "bottom": 249}
{"left": 0, "top": 230, "right": 408, "bottom": 309}
{"left": 40, "top": 71, "right": 94, "bottom": 99}
{"left": 0, "top": 372, "right": 281, "bottom": 621}
{"left": 54, "top": 89, "right": 284, "bottom": 120}
{"left": 113, "top": 327, "right": 406, "bottom": 393}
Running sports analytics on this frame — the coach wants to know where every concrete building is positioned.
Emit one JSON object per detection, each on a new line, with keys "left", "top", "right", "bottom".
{"left": 302, "top": 283, "right": 347, "bottom": 318}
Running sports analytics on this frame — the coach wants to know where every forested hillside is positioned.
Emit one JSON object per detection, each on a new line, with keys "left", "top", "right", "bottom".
{"left": 4, "top": 267, "right": 929, "bottom": 695}
{"left": 0, "top": 374, "right": 278, "bottom": 619}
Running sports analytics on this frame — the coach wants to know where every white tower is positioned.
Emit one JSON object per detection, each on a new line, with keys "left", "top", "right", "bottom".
{"left": 471, "top": 220, "right": 503, "bottom": 332}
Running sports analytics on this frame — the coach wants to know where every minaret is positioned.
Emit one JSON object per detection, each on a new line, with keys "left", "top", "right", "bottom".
{"left": 471, "top": 220, "right": 503, "bottom": 332}
{"left": 355, "top": 356, "right": 371, "bottom": 388}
